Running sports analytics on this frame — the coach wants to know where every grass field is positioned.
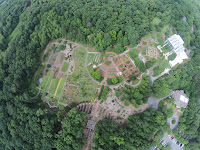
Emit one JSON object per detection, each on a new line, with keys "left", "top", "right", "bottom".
{"left": 49, "top": 77, "right": 60, "bottom": 94}
{"left": 68, "top": 47, "right": 98, "bottom": 102}
{"left": 56, "top": 78, "right": 65, "bottom": 97}
{"left": 61, "top": 62, "right": 69, "bottom": 72}
{"left": 40, "top": 69, "right": 53, "bottom": 90}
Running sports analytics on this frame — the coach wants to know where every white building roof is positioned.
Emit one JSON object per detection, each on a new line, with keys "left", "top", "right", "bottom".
{"left": 93, "top": 65, "right": 97, "bottom": 68}
{"left": 166, "top": 34, "right": 188, "bottom": 67}
{"left": 180, "top": 95, "right": 189, "bottom": 103}
{"left": 171, "top": 90, "right": 190, "bottom": 108}
{"left": 168, "top": 34, "right": 184, "bottom": 47}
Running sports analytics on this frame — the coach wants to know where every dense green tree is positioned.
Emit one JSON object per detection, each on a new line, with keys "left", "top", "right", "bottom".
{"left": 0, "top": 0, "right": 200, "bottom": 149}
{"left": 153, "top": 78, "right": 171, "bottom": 98}
{"left": 55, "top": 110, "right": 86, "bottom": 150}
{"left": 112, "top": 77, "right": 118, "bottom": 84}
{"left": 93, "top": 109, "right": 166, "bottom": 150}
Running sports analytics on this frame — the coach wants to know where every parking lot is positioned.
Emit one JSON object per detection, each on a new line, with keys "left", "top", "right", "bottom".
{"left": 162, "top": 133, "right": 184, "bottom": 150}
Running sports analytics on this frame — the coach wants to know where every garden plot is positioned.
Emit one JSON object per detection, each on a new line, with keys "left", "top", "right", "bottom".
{"left": 87, "top": 52, "right": 102, "bottom": 65}
{"left": 146, "top": 47, "right": 159, "bottom": 58}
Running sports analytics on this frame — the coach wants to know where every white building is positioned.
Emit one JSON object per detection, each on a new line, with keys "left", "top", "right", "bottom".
{"left": 171, "top": 90, "right": 189, "bottom": 108}
{"left": 164, "top": 34, "right": 188, "bottom": 67}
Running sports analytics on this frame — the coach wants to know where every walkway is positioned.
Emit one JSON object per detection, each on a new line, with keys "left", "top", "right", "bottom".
{"left": 148, "top": 93, "right": 171, "bottom": 110}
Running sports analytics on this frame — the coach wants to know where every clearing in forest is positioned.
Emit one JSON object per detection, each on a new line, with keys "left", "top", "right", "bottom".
{"left": 39, "top": 39, "right": 98, "bottom": 108}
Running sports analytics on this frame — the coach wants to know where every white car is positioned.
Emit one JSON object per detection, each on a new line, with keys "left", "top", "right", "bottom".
{"left": 162, "top": 142, "right": 167, "bottom": 147}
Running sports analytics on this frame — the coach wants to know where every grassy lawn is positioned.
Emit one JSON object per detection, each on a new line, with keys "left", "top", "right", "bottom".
{"left": 56, "top": 78, "right": 65, "bottom": 97}
{"left": 40, "top": 69, "right": 53, "bottom": 90}
{"left": 68, "top": 47, "right": 98, "bottom": 102}
{"left": 61, "top": 62, "right": 69, "bottom": 72}
{"left": 49, "top": 77, "right": 60, "bottom": 94}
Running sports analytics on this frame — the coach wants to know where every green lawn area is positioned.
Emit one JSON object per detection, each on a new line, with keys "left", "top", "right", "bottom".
{"left": 41, "top": 76, "right": 48, "bottom": 89}
{"left": 40, "top": 69, "right": 53, "bottom": 90}
{"left": 87, "top": 53, "right": 95, "bottom": 64}
{"left": 68, "top": 47, "right": 98, "bottom": 102}
{"left": 56, "top": 78, "right": 65, "bottom": 97}
{"left": 61, "top": 62, "right": 69, "bottom": 72}
{"left": 152, "top": 17, "right": 161, "bottom": 25}
{"left": 49, "top": 77, "right": 60, "bottom": 94}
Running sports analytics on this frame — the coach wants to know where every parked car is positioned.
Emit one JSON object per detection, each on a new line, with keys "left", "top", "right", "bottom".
{"left": 176, "top": 141, "right": 180, "bottom": 145}
{"left": 162, "top": 142, "right": 167, "bottom": 147}
{"left": 179, "top": 143, "right": 184, "bottom": 147}
{"left": 170, "top": 135, "right": 174, "bottom": 140}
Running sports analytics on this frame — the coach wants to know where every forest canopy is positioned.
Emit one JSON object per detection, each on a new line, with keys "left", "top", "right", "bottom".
{"left": 0, "top": 0, "right": 200, "bottom": 149}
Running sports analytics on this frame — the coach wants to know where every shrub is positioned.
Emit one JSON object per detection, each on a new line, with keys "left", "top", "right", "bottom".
{"left": 57, "top": 39, "right": 62, "bottom": 43}
{"left": 145, "top": 61, "right": 154, "bottom": 69}
{"left": 47, "top": 64, "right": 51, "bottom": 68}
{"left": 135, "top": 104, "right": 139, "bottom": 108}
{"left": 124, "top": 101, "right": 130, "bottom": 106}
{"left": 112, "top": 77, "right": 118, "bottom": 84}
{"left": 163, "top": 124, "right": 170, "bottom": 132}
{"left": 116, "top": 91, "right": 121, "bottom": 97}
{"left": 168, "top": 53, "right": 177, "bottom": 61}
{"left": 105, "top": 61, "right": 111, "bottom": 66}
{"left": 130, "top": 99, "right": 136, "bottom": 105}
{"left": 58, "top": 45, "right": 66, "bottom": 51}
{"left": 156, "top": 131, "right": 164, "bottom": 138}
{"left": 172, "top": 119, "right": 176, "bottom": 124}
{"left": 118, "top": 76, "right": 124, "bottom": 82}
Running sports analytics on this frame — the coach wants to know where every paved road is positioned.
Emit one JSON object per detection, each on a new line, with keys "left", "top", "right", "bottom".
{"left": 148, "top": 94, "right": 171, "bottom": 110}
{"left": 167, "top": 108, "right": 179, "bottom": 130}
